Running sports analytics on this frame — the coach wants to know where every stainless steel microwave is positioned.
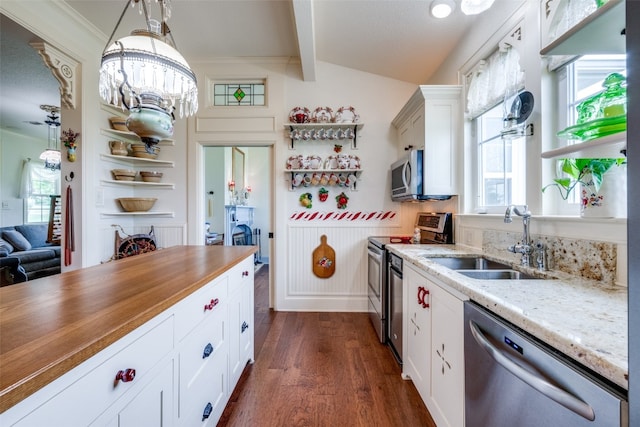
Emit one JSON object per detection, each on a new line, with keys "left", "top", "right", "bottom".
{"left": 390, "top": 149, "right": 452, "bottom": 201}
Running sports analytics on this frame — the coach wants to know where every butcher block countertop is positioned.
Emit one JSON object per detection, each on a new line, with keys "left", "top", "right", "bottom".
{"left": 387, "top": 244, "right": 628, "bottom": 392}
{"left": 0, "top": 245, "right": 257, "bottom": 413}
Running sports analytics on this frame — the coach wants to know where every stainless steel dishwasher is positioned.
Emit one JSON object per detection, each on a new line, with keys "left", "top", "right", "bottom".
{"left": 464, "top": 301, "right": 627, "bottom": 426}
{"left": 387, "top": 251, "right": 403, "bottom": 363}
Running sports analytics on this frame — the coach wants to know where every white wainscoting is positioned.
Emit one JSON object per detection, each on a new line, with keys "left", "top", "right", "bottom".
{"left": 284, "top": 225, "right": 404, "bottom": 312}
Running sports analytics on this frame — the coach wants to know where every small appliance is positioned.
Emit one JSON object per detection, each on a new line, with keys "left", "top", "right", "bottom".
{"left": 390, "top": 149, "right": 453, "bottom": 202}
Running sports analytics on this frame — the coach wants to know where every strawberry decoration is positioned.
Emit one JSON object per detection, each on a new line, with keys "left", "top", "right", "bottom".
{"left": 318, "top": 187, "right": 329, "bottom": 202}
{"left": 334, "top": 144, "right": 343, "bottom": 153}
{"left": 336, "top": 192, "right": 349, "bottom": 209}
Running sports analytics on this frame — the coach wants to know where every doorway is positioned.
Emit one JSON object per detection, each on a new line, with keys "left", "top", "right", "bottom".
{"left": 202, "top": 145, "right": 273, "bottom": 301}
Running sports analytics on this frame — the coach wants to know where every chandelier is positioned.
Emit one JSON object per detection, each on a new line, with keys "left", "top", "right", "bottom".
{"left": 99, "top": 0, "right": 198, "bottom": 150}
{"left": 39, "top": 105, "right": 61, "bottom": 171}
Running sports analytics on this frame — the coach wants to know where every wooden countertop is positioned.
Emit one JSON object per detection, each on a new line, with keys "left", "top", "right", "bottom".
{"left": 0, "top": 245, "right": 257, "bottom": 413}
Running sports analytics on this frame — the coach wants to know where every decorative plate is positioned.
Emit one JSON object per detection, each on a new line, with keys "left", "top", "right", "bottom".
{"left": 335, "top": 106, "right": 360, "bottom": 123}
{"left": 311, "top": 106, "right": 334, "bottom": 123}
{"left": 289, "top": 107, "right": 310, "bottom": 123}
{"left": 557, "top": 115, "right": 626, "bottom": 141}
{"left": 286, "top": 155, "right": 302, "bottom": 169}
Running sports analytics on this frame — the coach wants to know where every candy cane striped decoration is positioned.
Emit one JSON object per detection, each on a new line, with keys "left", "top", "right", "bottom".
{"left": 289, "top": 210, "right": 397, "bottom": 221}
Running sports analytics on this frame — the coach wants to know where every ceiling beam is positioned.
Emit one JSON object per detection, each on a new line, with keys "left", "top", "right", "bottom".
{"left": 292, "top": 0, "right": 316, "bottom": 81}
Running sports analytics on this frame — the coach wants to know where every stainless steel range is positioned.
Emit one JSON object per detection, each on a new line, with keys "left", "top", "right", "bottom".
{"left": 367, "top": 212, "right": 454, "bottom": 363}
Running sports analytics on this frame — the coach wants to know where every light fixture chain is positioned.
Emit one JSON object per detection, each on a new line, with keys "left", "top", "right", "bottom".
{"left": 102, "top": 0, "right": 135, "bottom": 54}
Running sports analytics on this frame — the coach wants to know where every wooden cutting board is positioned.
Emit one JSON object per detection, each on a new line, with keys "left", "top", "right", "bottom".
{"left": 312, "top": 235, "right": 335, "bottom": 278}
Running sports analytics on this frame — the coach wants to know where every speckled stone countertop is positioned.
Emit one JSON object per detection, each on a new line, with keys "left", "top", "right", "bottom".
{"left": 387, "top": 244, "right": 628, "bottom": 391}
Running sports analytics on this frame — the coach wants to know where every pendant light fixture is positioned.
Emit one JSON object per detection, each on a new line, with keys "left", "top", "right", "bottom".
{"left": 39, "top": 105, "right": 62, "bottom": 171}
{"left": 99, "top": 0, "right": 198, "bottom": 151}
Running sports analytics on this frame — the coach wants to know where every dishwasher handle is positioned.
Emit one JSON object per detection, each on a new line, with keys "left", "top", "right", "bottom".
{"left": 469, "top": 320, "right": 596, "bottom": 421}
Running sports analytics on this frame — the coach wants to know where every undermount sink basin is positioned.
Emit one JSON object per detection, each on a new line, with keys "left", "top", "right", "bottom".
{"left": 423, "top": 256, "right": 511, "bottom": 270}
{"left": 456, "top": 269, "right": 537, "bottom": 280}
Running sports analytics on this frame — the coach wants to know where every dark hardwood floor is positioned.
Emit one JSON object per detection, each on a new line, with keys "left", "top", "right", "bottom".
{"left": 218, "top": 265, "right": 436, "bottom": 427}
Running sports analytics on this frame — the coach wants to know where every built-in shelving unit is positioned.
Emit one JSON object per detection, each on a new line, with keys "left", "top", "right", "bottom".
{"left": 284, "top": 122, "right": 364, "bottom": 149}
{"left": 541, "top": 132, "right": 627, "bottom": 159}
{"left": 100, "top": 153, "right": 174, "bottom": 167}
{"left": 100, "top": 179, "right": 175, "bottom": 189}
{"left": 540, "top": 0, "right": 625, "bottom": 56}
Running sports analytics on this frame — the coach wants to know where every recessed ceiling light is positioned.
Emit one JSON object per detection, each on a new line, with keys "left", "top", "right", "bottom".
{"left": 431, "top": 0, "right": 455, "bottom": 19}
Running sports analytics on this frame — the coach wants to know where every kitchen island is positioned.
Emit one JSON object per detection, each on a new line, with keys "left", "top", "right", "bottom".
{"left": 0, "top": 245, "right": 256, "bottom": 425}
{"left": 388, "top": 244, "right": 628, "bottom": 391}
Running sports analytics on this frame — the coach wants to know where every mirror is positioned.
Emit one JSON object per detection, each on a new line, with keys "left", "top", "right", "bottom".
{"left": 232, "top": 147, "right": 245, "bottom": 191}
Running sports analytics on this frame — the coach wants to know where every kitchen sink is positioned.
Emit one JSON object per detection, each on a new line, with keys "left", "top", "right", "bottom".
{"left": 456, "top": 269, "right": 537, "bottom": 280}
{"left": 423, "top": 256, "right": 511, "bottom": 270}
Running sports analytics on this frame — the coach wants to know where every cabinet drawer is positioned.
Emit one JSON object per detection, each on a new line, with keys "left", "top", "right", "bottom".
{"left": 178, "top": 305, "right": 227, "bottom": 407}
{"left": 178, "top": 347, "right": 227, "bottom": 427}
{"left": 228, "top": 256, "right": 253, "bottom": 295}
{"left": 175, "top": 275, "right": 228, "bottom": 341}
{"left": 11, "top": 315, "right": 174, "bottom": 427}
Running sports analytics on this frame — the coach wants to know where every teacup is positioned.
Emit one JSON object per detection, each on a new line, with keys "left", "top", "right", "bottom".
{"left": 320, "top": 173, "right": 329, "bottom": 186}
{"left": 347, "top": 174, "right": 358, "bottom": 188}
{"left": 338, "top": 174, "right": 347, "bottom": 187}
{"left": 292, "top": 173, "right": 303, "bottom": 187}
{"left": 311, "top": 173, "right": 321, "bottom": 186}
{"left": 303, "top": 174, "right": 312, "bottom": 187}
{"left": 328, "top": 173, "right": 339, "bottom": 186}
{"left": 310, "top": 156, "right": 322, "bottom": 169}
{"left": 349, "top": 157, "right": 360, "bottom": 169}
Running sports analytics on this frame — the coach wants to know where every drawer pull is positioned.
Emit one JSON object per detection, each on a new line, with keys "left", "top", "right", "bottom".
{"left": 203, "top": 343, "right": 214, "bottom": 358}
{"left": 204, "top": 298, "right": 220, "bottom": 311}
{"left": 241, "top": 321, "right": 249, "bottom": 333}
{"left": 242, "top": 270, "right": 249, "bottom": 277}
{"left": 115, "top": 368, "right": 136, "bottom": 384}
{"left": 417, "top": 286, "right": 430, "bottom": 309}
{"left": 202, "top": 402, "right": 213, "bottom": 421}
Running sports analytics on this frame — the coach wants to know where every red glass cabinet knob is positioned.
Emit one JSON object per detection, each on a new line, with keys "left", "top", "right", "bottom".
{"left": 204, "top": 298, "right": 220, "bottom": 311}
{"left": 115, "top": 368, "right": 136, "bottom": 383}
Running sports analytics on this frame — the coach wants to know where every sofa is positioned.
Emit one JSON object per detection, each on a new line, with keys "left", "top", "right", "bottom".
{"left": 0, "top": 224, "right": 61, "bottom": 283}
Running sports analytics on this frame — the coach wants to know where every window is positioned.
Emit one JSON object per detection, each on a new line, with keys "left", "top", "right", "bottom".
{"left": 213, "top": 81, "right": 265, "bottom": 106}
{"left": 475, "top": 103, "right": 526, "bottom": 208}
{"left": 554, "top": 54, "right": 626, "bottom": 206}
{"left": 466, "top": 44, "right": 526, "bottom": 211}
{"left": 22, "top": 161, "right": 60, "bottom": 223}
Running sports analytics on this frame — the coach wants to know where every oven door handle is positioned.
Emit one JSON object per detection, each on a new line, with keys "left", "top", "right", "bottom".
{"left": 469, "top": 320, "right": 595, "bottom": 421}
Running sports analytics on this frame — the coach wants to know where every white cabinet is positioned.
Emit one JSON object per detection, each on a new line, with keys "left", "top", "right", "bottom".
{"left": 228, "top": 257, "right": 255, "bottom": 387}
{"left": 8, "top": 314, "right": 174, "bottom": 427}
{"left": 1, "top": 254, "right": 255, "bottom": 427}
{"left": 402, "top": 262, "right": 465, "bottom": 427}
{"left": 392, "top": 86, "right": 461, "bottom": 197}
{"left": 403, "top": 263, "right": 432, "bottom": 401}
{"left": 429, "top": 281, "right": 465, "bottom": 427}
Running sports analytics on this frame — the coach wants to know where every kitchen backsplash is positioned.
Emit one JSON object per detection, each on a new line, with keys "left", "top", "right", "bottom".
{"left": 482, "top": 230, "right": 618, "bottom": 285}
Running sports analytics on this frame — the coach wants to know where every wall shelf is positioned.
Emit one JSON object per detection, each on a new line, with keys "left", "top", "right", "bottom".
{"left": 284, "top": 122, "right": 364, "bottom": 149}
{"left": 100, "top": 128, "right": 174, "bottom": 145}
{"left": 100, "top": 153, "right": 174, "bottom": 167}
{"left": 100, "top": 211, "right": 175, "bottom": 217}
{"left": 540, "top": 0, "right": 625, "bottom": 56}
{"left": 100, "top": 179, "right": 175, "bottom": 189}
{"left": 541, "top": 132, "right": 627, "bottom": 159}
{"left": 285, "top": 170, "right": 362, "bottom": 191}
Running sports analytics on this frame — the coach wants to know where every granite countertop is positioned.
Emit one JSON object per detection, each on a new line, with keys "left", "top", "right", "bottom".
{"left": 387, "top": 244, "right": 628, "bottom": 391}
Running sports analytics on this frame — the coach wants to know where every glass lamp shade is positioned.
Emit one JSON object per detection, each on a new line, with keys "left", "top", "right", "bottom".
{"left": 39, "top": 149, "right": 62, "bottom": 170}
{"left": 460, "top": 0, "right": 495, "bottom": 15}
{"left": 99, "top": 31, "right": 198, "bottom": 118}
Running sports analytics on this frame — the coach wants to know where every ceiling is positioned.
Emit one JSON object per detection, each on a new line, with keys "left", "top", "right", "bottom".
{"left": 1, "top": 0, "right": 494, "bottom": 140}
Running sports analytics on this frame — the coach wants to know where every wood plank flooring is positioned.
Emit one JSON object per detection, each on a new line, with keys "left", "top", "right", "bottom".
{"left": 218, "top": 265, "right": 436, "bottom": 427}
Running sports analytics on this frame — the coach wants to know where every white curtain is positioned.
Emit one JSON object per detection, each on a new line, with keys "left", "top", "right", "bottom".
{"left": 466, "top": 46, "right": 524, "bottom": 119}
{"left": 19, "top": 159, "right": 61, "bottom": 198}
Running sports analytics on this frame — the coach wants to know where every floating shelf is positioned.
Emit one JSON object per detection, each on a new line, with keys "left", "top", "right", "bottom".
{"left": 284, "top": 122, "right": 364, "bottom": 149}
{"left": 541, "top": 132, "right": 626, "bottom": 159}
{"left": 100, "top": 128, "right": 174, "bottom": 145}
{"left": 540, "top": 0, "right": 625, "bottom": 56}
{"left": 285, "top": 170, "right": 362, "bottom": 191}
{"left": 100, "top": 153, "right": 174, "bottom": 167}
{"left": 100, "top": 179, "right": 175, "bottom": 189}
{"left": 101, "top": 211, "right": 175, "bottom": 217}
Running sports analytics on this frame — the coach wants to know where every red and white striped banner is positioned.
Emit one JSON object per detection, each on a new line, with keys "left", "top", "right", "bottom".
{"left": 289, "top": 210, "right": 397, "bottom": 221}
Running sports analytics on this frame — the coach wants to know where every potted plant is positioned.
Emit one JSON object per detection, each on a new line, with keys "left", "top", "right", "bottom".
{"left": 543, "top": 158, "right": 624, "bottom": 199}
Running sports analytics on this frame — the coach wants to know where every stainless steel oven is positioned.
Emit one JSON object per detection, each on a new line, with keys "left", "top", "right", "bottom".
{"left": 368, "top": 211, "right": 454, "bottom": 362}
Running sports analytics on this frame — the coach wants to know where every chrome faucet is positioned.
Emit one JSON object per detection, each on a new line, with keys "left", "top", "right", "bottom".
{"left": 504, "top": 205, "right": 533, "bottom": 267}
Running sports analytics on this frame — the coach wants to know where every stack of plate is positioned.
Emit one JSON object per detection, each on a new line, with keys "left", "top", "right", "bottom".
{"left": 130, "top": 144, "right": 160, "bottom": 159}
{"left": 111, "top": 169, "right": 136, "bottom": 181}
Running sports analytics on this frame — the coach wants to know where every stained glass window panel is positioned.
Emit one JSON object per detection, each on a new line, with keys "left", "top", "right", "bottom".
{"left": 213, "top": 82, "right": 265, "bottom": 106}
